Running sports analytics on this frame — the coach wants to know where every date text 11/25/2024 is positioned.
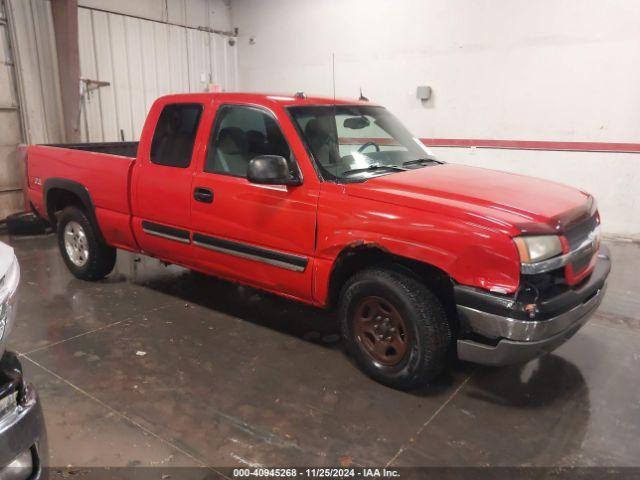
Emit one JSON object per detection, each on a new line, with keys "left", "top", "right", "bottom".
{"left": 232, "top": 468, "right": 400, "bottom": 478}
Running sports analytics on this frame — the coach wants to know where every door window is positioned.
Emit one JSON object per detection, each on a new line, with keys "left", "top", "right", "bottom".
{"left": 205, "top": 105, "right": 291, "bottom": 177}
{"left": 150, "top": 103, "right": 203, "bottom": 168}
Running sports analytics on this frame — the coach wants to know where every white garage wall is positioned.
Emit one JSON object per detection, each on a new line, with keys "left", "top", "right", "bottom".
{"left": 78, "top": 5, "right": 238, "bottom": 142}
{"left": 230, "top": 0, "right": 640, "bottom": 237}
{"left": 430, "top": 147, "right": 638, "bottom": 238}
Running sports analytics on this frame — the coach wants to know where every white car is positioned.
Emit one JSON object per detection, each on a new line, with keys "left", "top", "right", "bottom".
{"left": 0, "top": 241, "right": 20, "bottom": 356}
{"left": 0, "top": 241, "right": 47, "bottom": 479}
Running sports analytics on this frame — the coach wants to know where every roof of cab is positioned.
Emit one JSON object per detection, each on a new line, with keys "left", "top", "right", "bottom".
{"left": 156, "top": 92, "right": 378, "bottom": 107}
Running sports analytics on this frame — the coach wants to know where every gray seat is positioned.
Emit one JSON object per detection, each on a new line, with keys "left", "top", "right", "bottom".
{"left": 213, "top": 127, "right": 250, "bottom": 176}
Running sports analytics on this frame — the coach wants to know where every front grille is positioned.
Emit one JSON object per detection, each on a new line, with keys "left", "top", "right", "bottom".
{"left": 565, "top": 213, "right": 598, "bottom": 277}
{"left": 565, "top": 214, "right": 598, "bottom": 250}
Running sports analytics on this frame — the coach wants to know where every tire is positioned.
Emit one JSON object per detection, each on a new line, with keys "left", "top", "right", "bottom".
{"left": 6, "top": 212, "right": 50, "bottom": 236}
{"left": 56, "top": 206, "right": 116, "bottom": 280}
{"left": 339, "top": 267, "right": 451, "bottom": 390}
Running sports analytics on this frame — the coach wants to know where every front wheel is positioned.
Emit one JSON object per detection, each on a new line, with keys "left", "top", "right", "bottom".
{"left": 339, "top": 267, "right": 451, "bottom": 389}
{"left": 57, "top": 206, "right": 116, "bottom": 280}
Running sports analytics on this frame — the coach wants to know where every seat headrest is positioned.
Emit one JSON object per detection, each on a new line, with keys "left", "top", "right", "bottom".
{"left": 304, "top": 119, "right": 322, "bottom": 139}
{"left": 217, "top": 127, "right": 248, "bottom": 155}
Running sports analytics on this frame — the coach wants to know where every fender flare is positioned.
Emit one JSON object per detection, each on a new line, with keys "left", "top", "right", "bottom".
{"left": 324, "top": 242, "right": 454, "bottom": 308}
{"left": 43, "top": 178, "right": 105, "bottom": 243}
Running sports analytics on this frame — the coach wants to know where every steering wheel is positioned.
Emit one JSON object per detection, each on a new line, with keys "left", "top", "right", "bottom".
{"left": 358, "top": 141, "right": 381, "bottom": 153}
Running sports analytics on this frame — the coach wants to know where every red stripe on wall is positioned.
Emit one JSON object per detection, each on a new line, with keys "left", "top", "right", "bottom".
{"left": 420, "top": 138, "right": 640, "bottom": 153}
{"left": 340, "top": 137, "right": 400, "bottom": 146}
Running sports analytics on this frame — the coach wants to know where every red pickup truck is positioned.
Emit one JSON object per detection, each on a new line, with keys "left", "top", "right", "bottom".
{"left": 22, "top": 93, "right": 610, "bottom": 389}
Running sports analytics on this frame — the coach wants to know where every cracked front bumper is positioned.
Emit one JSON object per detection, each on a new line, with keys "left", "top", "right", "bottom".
{"left": 455, "top": 246, "right": 611, "bottom": 366}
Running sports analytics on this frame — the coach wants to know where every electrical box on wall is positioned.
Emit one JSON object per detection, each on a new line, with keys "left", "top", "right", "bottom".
{"left": 416, "top": 85, "right": 432, "bottom": 101}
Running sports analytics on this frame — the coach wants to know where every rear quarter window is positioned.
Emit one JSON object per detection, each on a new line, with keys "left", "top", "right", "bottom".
{"left": 150, "top": 103, "right": 203, "bottom": 168}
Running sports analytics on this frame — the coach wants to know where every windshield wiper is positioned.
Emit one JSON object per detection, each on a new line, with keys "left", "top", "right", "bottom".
{"left": 402, "top": 157, "right": 441, "bottom": 167}
{"left": 342, "top": 164, "right": 408, "bottom": 177}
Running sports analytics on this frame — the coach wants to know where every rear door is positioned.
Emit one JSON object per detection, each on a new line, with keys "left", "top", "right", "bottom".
{"left": 189, "top": 101, "right": 319, "bottom": 302}
{"left": 131, "top": 98, "right": 209, "bottom": 263}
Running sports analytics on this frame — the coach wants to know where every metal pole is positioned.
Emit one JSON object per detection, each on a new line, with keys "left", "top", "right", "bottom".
{"left": 51, "top": 0, "right": 81, "bottom": 143}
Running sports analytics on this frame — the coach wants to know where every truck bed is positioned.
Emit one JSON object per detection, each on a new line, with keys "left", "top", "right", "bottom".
{"left": 25, "top": 143, "right": 138, "bottom": 251}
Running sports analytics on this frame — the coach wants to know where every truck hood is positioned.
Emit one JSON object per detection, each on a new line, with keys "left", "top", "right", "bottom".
{"left": 345, "top": 164, "right": 593, "bottom": 235}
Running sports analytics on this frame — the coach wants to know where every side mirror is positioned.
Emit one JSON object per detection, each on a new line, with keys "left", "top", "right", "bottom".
{"left": 247, "top": 155, "right": 301, "bottom": 186}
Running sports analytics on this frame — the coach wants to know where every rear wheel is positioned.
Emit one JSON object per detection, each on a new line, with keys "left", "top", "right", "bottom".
{"left": 57, "top": 206, "right": 116, "bottom": 280}
{"left": 339, "top": 267, "right": 451, "bottom": 389}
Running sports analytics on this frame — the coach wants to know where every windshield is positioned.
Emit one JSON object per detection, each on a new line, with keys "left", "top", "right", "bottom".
{"left": 288, "top": 105, "right": 440, "bottom": 182}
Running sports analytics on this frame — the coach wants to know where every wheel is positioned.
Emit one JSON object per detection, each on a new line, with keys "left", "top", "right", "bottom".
{"left": 57, "top": 206, "right": 116, "bottom": 280}
{"left": 5, "top": 212, "right": 50, "bottom": 235}
{"left": 339, "top": 267, "right": 451, "bottom": 389}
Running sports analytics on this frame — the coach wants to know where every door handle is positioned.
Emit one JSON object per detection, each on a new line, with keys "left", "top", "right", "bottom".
{"left": 193, "top": 187, "right": 214, "bottom": 203}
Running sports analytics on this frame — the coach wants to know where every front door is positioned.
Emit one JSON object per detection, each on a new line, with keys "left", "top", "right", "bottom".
{"left": 189, "top": 102, "right": 318, "bottom": 302}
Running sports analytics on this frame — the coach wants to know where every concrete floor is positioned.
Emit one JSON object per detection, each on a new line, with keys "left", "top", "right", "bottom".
{"left": 3, "top": 233, "right": 640, "bottom": 469}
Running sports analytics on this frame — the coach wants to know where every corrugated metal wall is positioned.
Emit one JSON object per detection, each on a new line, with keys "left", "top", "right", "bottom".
{"left": 77, "top": 6, "right": 238, "bottom": 142}
{"left": 0, "top": 0, "right": 236, "bottom": 217}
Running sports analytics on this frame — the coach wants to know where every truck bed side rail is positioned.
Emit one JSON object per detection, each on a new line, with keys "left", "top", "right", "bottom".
{"left": 42, "top": 142, "right": 139, "bottom": 158}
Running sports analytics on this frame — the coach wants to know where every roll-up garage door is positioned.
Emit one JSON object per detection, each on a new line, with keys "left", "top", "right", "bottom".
{"left": 0, "top": 0, "right": 25, "bottom": 218}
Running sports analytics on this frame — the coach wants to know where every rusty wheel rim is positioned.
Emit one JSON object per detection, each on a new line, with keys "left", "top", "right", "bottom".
{"left": 353, "top": 296, "right": 409, "bottom": 366}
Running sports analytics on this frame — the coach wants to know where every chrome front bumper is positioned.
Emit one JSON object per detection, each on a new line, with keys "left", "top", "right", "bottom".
{"left": 0, "top": 352, "right": 47, "bottom": 479}
{"left": 455, "top": 246, "right": 611, "bottom": 366}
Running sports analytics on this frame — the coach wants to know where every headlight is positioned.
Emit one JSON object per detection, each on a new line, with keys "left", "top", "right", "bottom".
{"left": 513, "top": 235, "right": 563, "bottom": 264}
